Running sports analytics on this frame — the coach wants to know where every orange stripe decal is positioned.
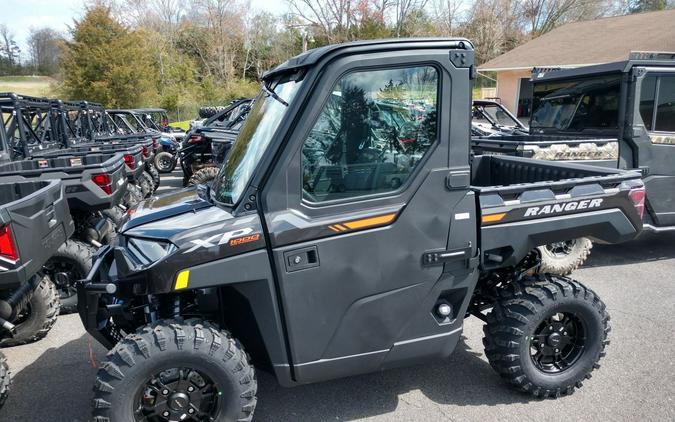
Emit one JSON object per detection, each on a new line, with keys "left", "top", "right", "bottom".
{"left": 343, "top": 213, "right": 397, "bottom": 230}
{"left": 481, "top": 213, "right": 507, "bottom": 224}
{"left": 328, "top": 225, "right": 341, "bottom": 232}
{"left": 334, "top": 224, "right": 349, "bottom": 231}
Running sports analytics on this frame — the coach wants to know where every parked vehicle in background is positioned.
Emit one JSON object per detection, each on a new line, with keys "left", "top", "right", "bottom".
{"left": 134, "top": 108, "right": 186, "bottom": 141}
{"left": 0, "top": 179, "right": 73, "bottom": 356}
{"left": 471, "top": 52, "right": 675, "bottom": 274}
{"left": 106, "top": 109, "right": 161, "bottom": 190}
{"left": 471, "top": 99, "right": 529, "bottom": 136}
{"left": 181, "top": 98, "right": 252, "bottom": 185}
{"left": 79, "top": 39, "right": 646, "bottom": 421}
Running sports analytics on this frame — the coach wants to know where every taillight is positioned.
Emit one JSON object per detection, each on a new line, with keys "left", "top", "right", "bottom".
{"left": 188, "top": 135, "right": 202, "bottom": 144}
{"left": 152, "top": 137, "right": 158, "bottom": 150}
{"left": 92, "top": 173, "right": 113, "bottom": 195}
{"left": 628, "top": 187, "right": 646, "bottom": 219}
{"left": 141, "top": 145, "right": 149, "bottom": 158}
{"left": 0, "top": 225, "right": 18, "bottom": 261}
{"left": 123, "top": 154, "right": 135, "bottom": 170}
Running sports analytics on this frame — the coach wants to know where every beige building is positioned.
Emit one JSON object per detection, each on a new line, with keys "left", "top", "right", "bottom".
{"left": 478, "top": 9, "right": 675, "bottom": 118}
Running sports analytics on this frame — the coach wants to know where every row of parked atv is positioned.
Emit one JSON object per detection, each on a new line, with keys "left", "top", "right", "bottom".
{"left": 0, "top": 93, "right": 183, "bottom": 408}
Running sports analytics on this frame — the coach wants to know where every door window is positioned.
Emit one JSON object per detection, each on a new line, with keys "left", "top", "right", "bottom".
{"left": 639, "top": 74, "right": 675, "bottom": 133}
{"left": 301, "top": 65, "right": 439, "bottom": 203}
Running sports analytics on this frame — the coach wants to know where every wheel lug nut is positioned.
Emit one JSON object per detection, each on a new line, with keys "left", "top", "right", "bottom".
{"left": 188, "top": 386, "right": 194, "bottom": 392}
{"left": 555, "top": 349, "right": 559, "bottom": 353}
{"left": 162, "top": 411, "right": 170, "bottom": 417}
{"left": 162, "top": 389, "right": 169, "bottom": 395}
{"left": 563, "top": 332, "right": 568, "bottom": 336}
{"left": 188, "top": 408, "right": 195, "bottom": 414}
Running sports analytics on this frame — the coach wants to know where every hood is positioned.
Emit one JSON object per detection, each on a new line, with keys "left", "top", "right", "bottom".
{"left": 121, "top": 187, "right": 217, "bottom": 234}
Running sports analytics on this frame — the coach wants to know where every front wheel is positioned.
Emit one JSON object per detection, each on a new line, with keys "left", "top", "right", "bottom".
{"left": 483, "top": 274, "right": 610, "bottom": 398}
{"left": 42, "top": 240, "right": 95, "bottom": 315}
{"left": 0, "top": 351, "right": 9, "bottom": 409}
{"left": 92, "top": 320, "right": 257, "bottom": 422}
{"left": 187, "top": 167, "right": 219, "bottom": 187}
{"left": 154, "top": 151, "right": 176, "bottom": 173}
{"left": 537, "top": 237, "right": 592, "bottom": 275}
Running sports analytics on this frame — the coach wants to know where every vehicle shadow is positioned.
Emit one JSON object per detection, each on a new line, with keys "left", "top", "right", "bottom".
{"left": 3, "top": 334, "right": 105, "bottom": 422}
{"left": 255, "top": 336, "right": 534, "bottom": 421}
{"left": 584, "top": 231, "right": 675, "bottom": 268}
{"left": 4, "top": 334, "right": 534, "bottom": 422}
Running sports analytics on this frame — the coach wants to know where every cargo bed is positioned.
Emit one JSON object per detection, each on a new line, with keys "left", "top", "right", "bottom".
{"left": 472, "top": 155, "right": 643, "bottom": 269}
{"left": 0, "top": 180, "right": 74, "bottom": 288}
{"left": 0, "top": 152, "right": 127, "bottom": 211}
{"left": 471, "top": 135, "right": 619, "bottom": 168}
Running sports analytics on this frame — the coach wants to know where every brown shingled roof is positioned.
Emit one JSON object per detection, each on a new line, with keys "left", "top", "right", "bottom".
{"left": 478, "top": 9, "right": 675, "bottom": 71}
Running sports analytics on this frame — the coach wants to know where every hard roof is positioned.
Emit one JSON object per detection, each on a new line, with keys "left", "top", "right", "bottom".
{"left": 264, "top": 37, "right": 473, "bottom": 79}
{"left": 531, "top": 57, "right": 675, "bottom": 82}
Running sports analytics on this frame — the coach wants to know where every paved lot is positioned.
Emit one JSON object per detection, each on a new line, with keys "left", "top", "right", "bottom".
{"left": 2, "top": 172, "right": 674, "bottom": 421}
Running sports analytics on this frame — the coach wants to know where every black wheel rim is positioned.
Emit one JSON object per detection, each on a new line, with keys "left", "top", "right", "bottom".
{"left": 158, "top": 156, "right": 172, "bottom": 171}
{"left": 43, "top": 259, "right": 82, "bottom": 300}
{"left": 545, "top": 239, "right": 577, "bottom": 257}
{"left": 134, "top": 367, "right": 221, "bottom": 422}
{"left": 529, "top": 311, "right": 586, "bottom": 373}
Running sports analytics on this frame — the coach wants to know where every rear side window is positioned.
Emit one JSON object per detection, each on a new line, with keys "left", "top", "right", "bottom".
{"left": 640, "top": 74, "right": 675, "bottom": 132}
{"left": 639, "top": 76, "right": 656, "bottom": 130}
{"left": 301, "top": 65, "right": 439, "bottom": 203}
{"left": 655, "top": 76, "right": 675, "bottom": 132}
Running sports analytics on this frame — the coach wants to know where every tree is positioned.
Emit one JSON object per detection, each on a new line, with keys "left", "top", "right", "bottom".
{"left": 0, "top": 24, "right": 21, "bottom": 71}
{"left": 60, "top": 5, "right": 156, "bottom": 107}
{"left": 627, "top": 0, "right": 668, "bottom": 12}
{"left": 27, "top": 28, "right": 62, "bottom": 75}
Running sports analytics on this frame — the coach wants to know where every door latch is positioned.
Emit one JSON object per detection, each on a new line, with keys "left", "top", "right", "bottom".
{"left": 284, "top": 246, "right": 319, "bottom": 272}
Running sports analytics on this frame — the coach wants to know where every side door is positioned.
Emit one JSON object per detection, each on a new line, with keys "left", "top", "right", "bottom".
{"left": 632, "top": 68, "right": 675, "bottom": 226}
{"left": 261, "top": 50, "right": 479, "bottom": 384}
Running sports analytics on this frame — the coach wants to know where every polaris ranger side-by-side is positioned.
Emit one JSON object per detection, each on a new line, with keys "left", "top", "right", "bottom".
{"left": 472, "top": 52, "right": 675, "bottom": 274}
{"left": 0, "top": 179, "right": 75, "bottom": 408}
{"left": 79, "top": 39, "right": 645, "bottom": 421}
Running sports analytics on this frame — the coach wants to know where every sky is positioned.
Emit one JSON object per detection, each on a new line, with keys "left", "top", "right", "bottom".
{"left": 1, "top": 0, "right": 287, "bottom": 58}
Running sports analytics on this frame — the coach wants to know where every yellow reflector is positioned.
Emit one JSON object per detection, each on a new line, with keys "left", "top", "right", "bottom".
{"left": 481, "top": 213, "right": 507, "bottom": 224}
{"left": 175, "top": 270, "right": 190, "bottom": 290}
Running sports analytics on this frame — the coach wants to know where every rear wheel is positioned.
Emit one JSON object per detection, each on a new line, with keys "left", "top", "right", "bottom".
{"left": 123, "top": 183, "right": 144, "bottom": 208}
{"left": 42, "top": 240, "right": 95, "bottom": 315}
{"left": 0, "top": 276, "right": 60, "bottom": 347}
{"left": 154, "top": 151, "right": 176, "bottom": 173}
{"left": 138, "top": 172, "right": 154, "bottom": 198}
{"left": 187, "top": 167, "right": 219, "bottom": 187}
{"left": 147, "top": 165, "right": 161, "bottom": 190}
{"left": 92, "top": 320, "right": 257, "bottom": 422}
{"left": 0, "top": 351, "right": 9, "bottom": 409}
{"left": 483, "top": 274, "right": 609, "bottom": 398}
{"left": 538, "top": 237, "right": 593, "bottom": 275}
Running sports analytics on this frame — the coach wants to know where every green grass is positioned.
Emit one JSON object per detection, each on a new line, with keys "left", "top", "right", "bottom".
{"left": 170, "top": 120, "right": 191, "bottom": 131}
{"left": 0, "top": 76, "right": 55, "bottom": 97}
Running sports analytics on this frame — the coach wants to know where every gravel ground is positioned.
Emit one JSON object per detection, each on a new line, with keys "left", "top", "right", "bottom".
{"left": 1, "top": 171, "right": 673, "bottom": 421}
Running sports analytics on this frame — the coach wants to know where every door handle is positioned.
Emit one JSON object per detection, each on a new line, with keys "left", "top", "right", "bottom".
{"left": 284, "top": 246, "right": 320, "bottom": 272}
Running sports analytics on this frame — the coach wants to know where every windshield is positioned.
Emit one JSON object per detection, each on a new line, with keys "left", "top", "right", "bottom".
{"left": 213, "top": 78, "right": 302, "bottom": 204}
{"left": 530, "top": 75, "right": 621, "bottom": 132}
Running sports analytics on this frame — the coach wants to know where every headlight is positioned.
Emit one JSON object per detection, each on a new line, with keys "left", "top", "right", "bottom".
{"left": 126, "top": 237, "right": 176, "bottom": 267}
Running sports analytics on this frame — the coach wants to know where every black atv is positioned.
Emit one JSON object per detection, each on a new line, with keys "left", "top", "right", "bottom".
{"left": 181, "top": 98, "right": 252, "bottom": 185}
{"left": 0, "top": 179, "right": 74, "bottom": 409}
